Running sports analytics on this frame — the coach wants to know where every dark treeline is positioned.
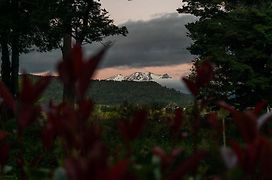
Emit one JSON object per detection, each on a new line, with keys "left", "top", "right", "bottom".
{"left": 39, "top": 76, "right": 192, "bottom": 107}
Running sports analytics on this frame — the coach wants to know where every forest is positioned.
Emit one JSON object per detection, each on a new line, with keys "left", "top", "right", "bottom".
{"left": 0, "top": 0, "right": 272, "bottom": 179}
{"left": 39, "top": 76, "right": 192, "bottom": 106}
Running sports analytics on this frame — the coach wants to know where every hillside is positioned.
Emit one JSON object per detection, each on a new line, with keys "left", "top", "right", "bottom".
{"left": 40, "top": 77, "right": 192, "bottom": 107}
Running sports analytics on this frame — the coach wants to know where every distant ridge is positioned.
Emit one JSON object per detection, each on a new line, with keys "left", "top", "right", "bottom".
{"left": 27, "top": 71, "right": 190, "bottom": 94}
{"left": 30, "top": 71, "right": 58, "bottom": 76}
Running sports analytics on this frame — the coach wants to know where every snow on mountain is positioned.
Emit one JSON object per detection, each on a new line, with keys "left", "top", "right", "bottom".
{"left": 106, "top": 74, "right": 126, "bottom": 81}
{"left": 126, "top": 72, "right": 153, "bottom": 81}
{"left": 105, "top": 72, "right": 190, "bottom": 94}
{"left": 106, "top": 72, "right": 172, "bottom": 82}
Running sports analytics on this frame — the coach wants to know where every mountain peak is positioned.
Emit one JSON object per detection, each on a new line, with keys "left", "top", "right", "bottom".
{"left": 161, "top": 73, "right": 171, "bottom": 79}
{"left": 106, "top": 72, "right": 172, "bottom": 82}
{"left": 107, "top": 74, "right": 126, "bottom": 81}
{"left": 126, "top": 72, "right": 152, "bottom": 81}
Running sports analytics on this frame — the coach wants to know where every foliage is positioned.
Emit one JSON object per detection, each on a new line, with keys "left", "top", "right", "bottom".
{"left": 42, "top": 0, "right": 128, "bottom": 46}
{"left": 178, "top": 1, "right": 272, "bottom": 108}
{"left": 0, "top": 46, "right": 272, "bottom": 179}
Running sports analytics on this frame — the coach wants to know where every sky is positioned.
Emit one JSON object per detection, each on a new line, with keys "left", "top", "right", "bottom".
{"left": 20, "top": 0, "right": 196, "bottom": 80}
{"left": 100, "top": 0, "right": 184, "bottom": 24}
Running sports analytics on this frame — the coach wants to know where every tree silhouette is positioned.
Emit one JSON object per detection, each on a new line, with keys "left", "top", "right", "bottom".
{"left": 44, "top": 0, "right": 128, "bottom": 103}
{"left": 0, "top": 0, "right": 127, "bottom": 105}
{"left": 179, "top": 1, "right": 272, "bottom": 108}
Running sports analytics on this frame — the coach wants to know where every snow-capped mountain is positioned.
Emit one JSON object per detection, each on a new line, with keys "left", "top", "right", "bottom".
{"left": 126, "top": 72, "right": 153, "bottom": 81}
{"left": 106, "top": 72, "right": 189, "bottom": 94}
{"left": 106, "top": 74, "right": 126, "bottom": 81}
{"left": 106, "top": 72, "right": 172, "bottom": 82}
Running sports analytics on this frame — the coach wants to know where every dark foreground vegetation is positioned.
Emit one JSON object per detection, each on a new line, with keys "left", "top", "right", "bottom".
{"left": 0, "top": 0, "right": 272, "bottom": 179}
{"left": 0, "top": 46, "right": 272, "bottom": 179}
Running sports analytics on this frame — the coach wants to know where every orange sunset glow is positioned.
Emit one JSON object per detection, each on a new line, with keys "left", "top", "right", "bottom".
{"left": 94, "top": 63, "right": 193, "bottom": 80}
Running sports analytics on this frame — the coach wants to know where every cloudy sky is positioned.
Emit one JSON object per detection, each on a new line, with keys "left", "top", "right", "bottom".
{"left": 20, "top": 0, "right": 197, "bottom": 79}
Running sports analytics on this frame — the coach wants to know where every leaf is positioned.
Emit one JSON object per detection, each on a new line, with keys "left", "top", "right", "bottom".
{"left": 259, "top": 138, "right": 272, "bottom": 179}
{"left": 76, "top": 46, "right": 109, "bottom": 98}
{"left": 108, "top": 160, "right": 129, "bottom": 180}
{"left": 182, "top": 78, "right": 198, "bottom": 96}
{"left": 57, "top": 44, "right": 109, "bottom": 100}
{"left": 207, "top": 112, "right": 219, "bottom": 130}
{"left": 18, "top": 105, "right": 41, "bottom": 132}
{"left": 42, "top": 121, "right": 56, "bottom": 150}
{"left": 64, "top": 158, "right": 82, "bottom": 180}
{"left": 0, "top": 131, "right": 8, "bottom": 141}
{"left": 196, "top": 60, "right": 213, "bottom": 86}
{"left": 20, "top": 74, "right": 51, "bottom": 104}
{"left": 218, "top": 101, "right": 236, "bottom": 114}
{"left": 233, "top": 111, "right": 258, "bottom": 144}
{"left": 31, "top": 76, "right": 52, "bottom": 102}
{"left": 129, "top": 110, "right": 147, "bottom": 140}
{"left": 77, "top": 99, "right": 93, "bottom": 122}
{"left": 169, "top": 108, "right": 183, "bottom": 136}
{"left": 118, "top": 110, "right": 148, "bottom": 142}
{"left": 53, "top": 167, "right": 67, "bottom": 180}
{"left": 152, "top": 146, "right": 182, "bottom": 170}
{"left": 257, "top": 111, "right": 272, "bottom": 129}
{"left": 220, "top": 146, "right": 238, "bottom": 169}
{"left": 218, "top": 101, "right": 258, "bottom": 143}
{"left": 166, "top": 151, "right": 206, "bottom": 180}
{"left": 0, "top": 143, "right": 10, "bottom": 167}
{"left": 0, "top": 81, "right": 15, "bottom": 111}
{"left": 254, "top": 100, "right": 267, "bottom": 115}
{"left": 152, "top": 147, "right": 166, "bottom": 159}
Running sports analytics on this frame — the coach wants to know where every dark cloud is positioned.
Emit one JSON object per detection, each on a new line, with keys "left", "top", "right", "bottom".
{"left": 94, "top": 13, "right": 197, "bottom": 68}
{"left": 20, "top": 51, "right": 61, "bottom": 72}
{"left": 19, "top": 13, "right": 197, "bottom": 72}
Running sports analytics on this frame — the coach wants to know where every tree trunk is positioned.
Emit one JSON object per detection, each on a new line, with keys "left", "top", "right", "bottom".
{"left": 11, "top": 35, "right": 19, "bottom": 98}
{"left": 62, "top": 33, "right": 75, "bottom": 104}
{"left": 10, "top": 0, "right": 20, "bottom": 98}
{"left": 0, "top": 34, "right": 12, "bottom": 123}
{"left": 0, "top": 34, "right": 11, "bottom": 89}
